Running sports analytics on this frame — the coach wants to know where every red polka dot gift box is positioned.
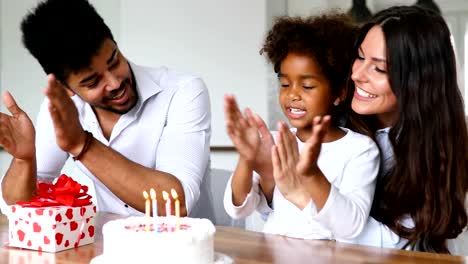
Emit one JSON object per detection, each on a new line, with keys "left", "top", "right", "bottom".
{"left": 8, "top": 174, "right": 96, "bottom": 252}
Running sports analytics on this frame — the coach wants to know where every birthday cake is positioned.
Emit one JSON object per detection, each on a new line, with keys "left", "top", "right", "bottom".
{"left": 93, "top": 216, "right": 216, "bottom": 264}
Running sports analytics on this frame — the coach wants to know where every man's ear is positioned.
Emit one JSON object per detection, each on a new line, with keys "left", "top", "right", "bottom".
{"left": 65, "top": 87, "right": 75, "bottom": 97}
{"left": 57, "top": 79, "right": 76, "bottom": 97}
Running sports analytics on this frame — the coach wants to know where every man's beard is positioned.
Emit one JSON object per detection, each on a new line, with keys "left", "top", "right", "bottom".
{"left": 97, "top": 78, "right": 138, "bottom": 114}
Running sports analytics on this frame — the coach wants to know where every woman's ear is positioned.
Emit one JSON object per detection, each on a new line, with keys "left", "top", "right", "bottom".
{"left": 333, "top": 97, "right": 340, "bottom": 106}
{"left": 335, "top": 86, "right": 349, "bottom": 106}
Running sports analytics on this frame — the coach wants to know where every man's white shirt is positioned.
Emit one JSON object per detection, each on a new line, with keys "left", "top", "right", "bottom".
{"left": 0, "top": 62, "right": 211, "bottom": 216}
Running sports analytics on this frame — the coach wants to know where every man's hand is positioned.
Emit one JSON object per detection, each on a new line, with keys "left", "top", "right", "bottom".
{"left": 43, "top": 74, "right": 87, "bottom": 157}
{"left": 0, "top": 91, "right": 35, "bottom": 160}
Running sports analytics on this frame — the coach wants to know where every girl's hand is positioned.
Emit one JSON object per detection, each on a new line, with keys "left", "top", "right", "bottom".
{"left": 272, "top": 116, "right": 330, "bottom": 208}
{"left": 251, "top": 113, "right": 275, "bottom": 178}
{"left": 251, "top": 113, "right": 276, "bottom": 200}
{"left": 224, "top": 95, "right": 261, "bottom": 163}
{"left": 297, "top": 116, "right": 330, "bottom": 177}
{"left": 0, "top": 91, "right": 36, "bottom": 160}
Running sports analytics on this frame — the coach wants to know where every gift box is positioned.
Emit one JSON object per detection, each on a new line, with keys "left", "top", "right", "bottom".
{"left": 8, "top": 174, "right": 96, "bottom": 252}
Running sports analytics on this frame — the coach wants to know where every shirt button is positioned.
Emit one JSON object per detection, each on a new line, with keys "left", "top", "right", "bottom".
{"left": 124, "top": 204, "right": 129, "bottom": 208}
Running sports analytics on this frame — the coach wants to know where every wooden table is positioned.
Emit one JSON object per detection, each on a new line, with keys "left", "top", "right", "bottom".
{"left": 0, "top": 213, "right": 466, "bottom": 264}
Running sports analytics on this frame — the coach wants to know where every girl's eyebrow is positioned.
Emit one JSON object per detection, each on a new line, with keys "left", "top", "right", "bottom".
{"left": 278, "top": 73, "right": 319, "bottom": 80}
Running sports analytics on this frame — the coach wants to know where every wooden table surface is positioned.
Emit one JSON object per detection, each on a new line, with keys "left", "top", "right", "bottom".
{"left": 0, "top": 213, "right": 466, "bottom": 263}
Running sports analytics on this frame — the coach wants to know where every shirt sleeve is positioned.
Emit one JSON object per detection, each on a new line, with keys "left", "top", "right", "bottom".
{"left": 35, "top": 98, "right": 69, "bottom": 180}
{"left": 223, "top": 172, "right": 272, "bottom": 219}
{"left": 155, "top": 77, "right": 211, "bottom": 215}
{"left": 310, "top": 139, "right": 380, "bottom": 240}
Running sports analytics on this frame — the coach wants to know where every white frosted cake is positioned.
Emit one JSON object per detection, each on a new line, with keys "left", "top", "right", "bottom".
{"left": 93, "top": 216, "right": 216, "bottom": 264}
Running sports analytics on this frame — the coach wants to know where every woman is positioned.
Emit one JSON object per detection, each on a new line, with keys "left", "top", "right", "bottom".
{"left": 346, "top": 5, "right": 468, "bottom": 253}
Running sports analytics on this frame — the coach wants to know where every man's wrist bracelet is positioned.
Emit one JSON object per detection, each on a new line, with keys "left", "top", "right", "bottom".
{"left": 73, "top": 131, "right": 93, "bottom": 161}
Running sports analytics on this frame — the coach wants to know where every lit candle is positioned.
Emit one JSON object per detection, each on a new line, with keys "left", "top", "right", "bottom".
{"left": 150, "top": 188, "right": 158, "bottom": 232}
{"left": 171, "top": 188, "right": 180, "bottom": 231}
{"left": 162, "top": 190, "right": 172, "bottom": 231}
{"left": 143, "top": 191, "right": 151, "bottom": 231}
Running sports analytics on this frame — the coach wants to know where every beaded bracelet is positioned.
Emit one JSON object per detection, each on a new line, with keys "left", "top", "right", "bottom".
{"left": 73, "top": 131, "right": 93, "bottom": 161}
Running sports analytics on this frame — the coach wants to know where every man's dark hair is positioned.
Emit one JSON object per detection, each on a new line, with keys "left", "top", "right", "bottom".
{"left": 21, "top": 0, "right": 114, "bottom": 84}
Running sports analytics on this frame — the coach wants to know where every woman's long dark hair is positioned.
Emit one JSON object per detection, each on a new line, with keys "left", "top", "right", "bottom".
{"left": 347, "top": 6, "right": 468, "bottom": 253}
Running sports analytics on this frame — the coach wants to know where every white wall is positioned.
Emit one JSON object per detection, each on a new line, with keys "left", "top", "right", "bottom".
{"left": 119, "top": 0, "right": 271, "bottom": 147}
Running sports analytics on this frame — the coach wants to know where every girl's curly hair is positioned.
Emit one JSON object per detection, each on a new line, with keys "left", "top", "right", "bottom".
{"left": 260, "top": 13, "right": 358, "bottom": 97}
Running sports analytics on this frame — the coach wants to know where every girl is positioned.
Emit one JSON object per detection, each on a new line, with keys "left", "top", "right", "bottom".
{"left": 223, "top": 14, "right": 380, "bottom": 240}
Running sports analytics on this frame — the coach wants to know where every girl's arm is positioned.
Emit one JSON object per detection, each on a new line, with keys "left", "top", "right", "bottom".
{"left": 231, "top": 157, "right": 255, "bottom": 205}
{"left": 272, "top": 116, "right": 379, "bottom": 240}
{"left": 224, "top": 163, "right": 272, "bottom": 219}
{"left": 223, "top": 94, "right": 273, "bottom": 217}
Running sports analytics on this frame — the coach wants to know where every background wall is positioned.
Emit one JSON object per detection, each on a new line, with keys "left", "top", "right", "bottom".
{"left": 2, "top": 0, "right": 468, "bottom": 171}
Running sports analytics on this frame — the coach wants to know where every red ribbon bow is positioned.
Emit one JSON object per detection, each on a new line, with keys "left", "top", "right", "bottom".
{"left": 16, "top": 174, "right": 92, "bottom": 207}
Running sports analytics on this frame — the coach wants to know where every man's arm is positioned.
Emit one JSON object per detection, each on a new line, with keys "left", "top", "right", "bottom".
{"left": 45, "top": 75, "right": 210, "bottom": 216}
{"left": 73, "top": 139, "right": 188, "bottom": 215}
{"left": 2, "top": 158, "right": 37, "bottom": 206}
{"left": 0, "top": 91, "right": 37, "bottom": 207}
{"left": 2, "top": 96, "right": 70, "bottom": 208}
{"left": 150, "top": 77, "right": 211, "bottom": 216}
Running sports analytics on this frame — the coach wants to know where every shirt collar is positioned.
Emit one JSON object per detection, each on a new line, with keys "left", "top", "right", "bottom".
{"left": 376, "top": 127, "right": 391, "bottom": 134}
{"left": 80, "top": 61, "right": 162, "bottom": 128}
{"left": 128, "top": 61, "right": 162, "bottom": 115}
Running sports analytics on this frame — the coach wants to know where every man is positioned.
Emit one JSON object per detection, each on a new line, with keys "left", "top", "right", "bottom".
{"left": 0, "top": 0, "right": 211, "bottom": 216}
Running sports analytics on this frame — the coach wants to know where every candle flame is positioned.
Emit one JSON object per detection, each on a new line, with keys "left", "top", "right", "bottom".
{"left": 143, "top": 190, "right": 149, "bottom": 199}
{"left": 171, "top": 188, "right": 178, "bottom": 199}
{"left": 162, "top": 190, "right": 169, "bottom": 200}
{"left": 150, "top": 188, "right": 156, "bottom": 199}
